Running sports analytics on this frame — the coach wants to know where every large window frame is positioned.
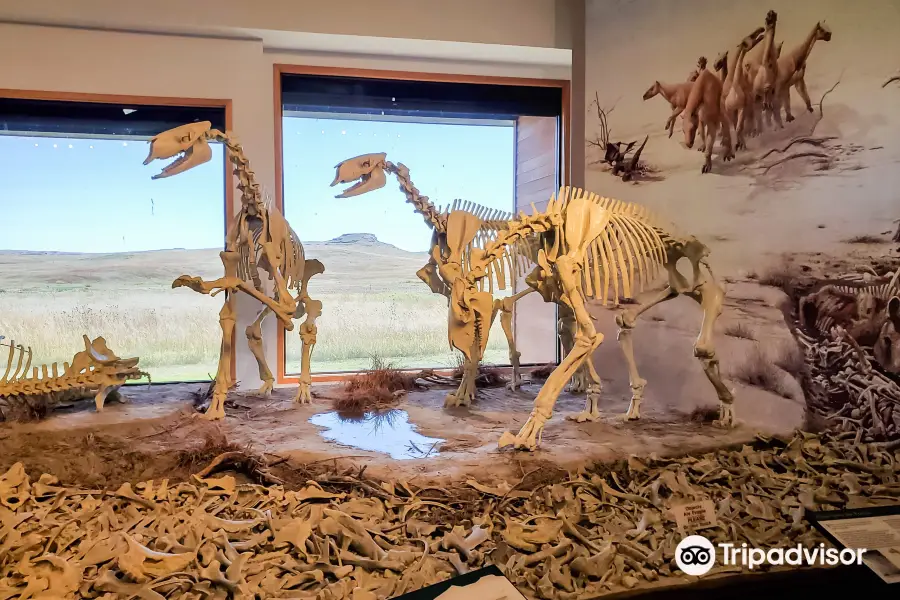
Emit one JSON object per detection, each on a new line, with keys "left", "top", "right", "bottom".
{"left": 0, "top": 89, "right": 234, "bottom": 384}
{"left": 273, "top": 65, "right": 570, "bottom": 385}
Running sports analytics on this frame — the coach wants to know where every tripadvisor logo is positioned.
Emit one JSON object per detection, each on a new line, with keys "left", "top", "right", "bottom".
{"left": 675, "top": 535, "right": 867, "bottom": 576}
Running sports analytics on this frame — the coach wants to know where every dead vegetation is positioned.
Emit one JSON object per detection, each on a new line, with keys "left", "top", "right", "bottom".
{"left": 335, "top": 356, "right": 420, "bottom": 414}
{"left": 755, "top": 78, "right": 843, "bottom": 177}
{"left": 753, "top": 260, "right": 807, "bottom": 292}
{"left": 172, "top": 429, "right": 245, "bottom": 474}
{"left": 688, "top": 405, "right": 720, "bottom": 423}
{"left": 451, "top": 358, "right": 508, "bottom": 388}
{"left": 530, "top": 364, "right": 556, "bottom": 381}
{"left": 733, "top": 346, "right": 794, "bottom": 399}
{"left": 843, "top": 234, "right": 888, "bottom": 244}
{"left": 587, "top": 93, "right": 659, "bottom": 183}
{"left": 723, "top": 322, "right": 757, "bottom": 340}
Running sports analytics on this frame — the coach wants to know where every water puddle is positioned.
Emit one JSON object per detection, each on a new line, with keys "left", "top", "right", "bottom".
{"left": 309, "top": 409, "right": 444, "bottom": 460}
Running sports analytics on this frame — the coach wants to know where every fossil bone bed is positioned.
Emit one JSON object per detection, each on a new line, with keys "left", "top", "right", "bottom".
{"left": 0, "top": 431, "right": 897, "bottom": 599}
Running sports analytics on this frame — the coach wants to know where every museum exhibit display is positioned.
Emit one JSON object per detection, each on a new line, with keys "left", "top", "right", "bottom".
{"left": 2, "top": 0, "right": 900, "bottom": 597}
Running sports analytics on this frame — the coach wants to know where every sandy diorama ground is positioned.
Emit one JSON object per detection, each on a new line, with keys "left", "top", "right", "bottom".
{"left": 0, "top": 273, "right": 809, "bottom": 488}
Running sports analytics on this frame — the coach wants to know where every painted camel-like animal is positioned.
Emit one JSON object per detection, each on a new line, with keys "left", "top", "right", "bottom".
{"left": 642, "top": 65, "right": 702, "bottom": 138}
{"left": 743, "top": 11, "right": 783, "bottom": 137}
{"left": 714, "top": 27, "right": 765, "bottom": 150}
{"left": 681, "top": 67, "right": 735, "bottom": 174}
{"left": 751, "top": 10, "right": 783, "bottom": 131}
{"left": 774, "top": 21, "right": 832, "bottom": 123}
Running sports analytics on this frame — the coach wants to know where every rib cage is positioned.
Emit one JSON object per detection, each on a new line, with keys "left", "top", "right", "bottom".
{"left": 0, "top": 338, "right": 33, "bottom": 386}
{"left": 236, "top": 210, "right": 306, "bottom": 295}
{"left": 442, "top": 198, "right": 536, "bottom": 294}
{"left": 461, "top": 187, "right": 677, "bottom": 304}
{"left": 801, "top": 271, "right": 900, "bottom": 337}
{"left": 579, "top": 195, "right": 671, "bottom": 307}
{"left": 441, "top": 184, "right": 696, "bottom": 308}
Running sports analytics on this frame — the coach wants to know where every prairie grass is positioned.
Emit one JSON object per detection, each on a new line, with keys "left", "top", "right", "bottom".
{"left": 1, "top": 243, "right": 511, "bottom": 381}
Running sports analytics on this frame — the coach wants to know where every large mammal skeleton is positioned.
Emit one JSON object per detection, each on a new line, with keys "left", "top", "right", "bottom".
{"left": 0, "top": 335, "right": 148, "bottom": 419}
{"left": 444, "top": 187, "right": 734, "bottom": 450}
{"left": 331, "top": 153, "right": 533, "bottom": 406}
{"left": 144, "top": 122, "right": 324, "bottom": 419}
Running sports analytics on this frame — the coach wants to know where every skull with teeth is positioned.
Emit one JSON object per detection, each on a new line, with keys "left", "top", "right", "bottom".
{"left": 331, "top": 153, "right": 388, "bottom": 198}
{"left": 144, "top": 121, "right": 214, "bottom": 179}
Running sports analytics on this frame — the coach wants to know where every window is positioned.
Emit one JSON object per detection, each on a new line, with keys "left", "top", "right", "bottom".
{"left": 279, "top": 72, "right": 565, "bottom": 376}
{"left": 0, "top": 96, "right": 228, "bottom": 383}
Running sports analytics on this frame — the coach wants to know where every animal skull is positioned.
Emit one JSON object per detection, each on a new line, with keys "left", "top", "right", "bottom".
{"left": 331, "top": 153, "right": 388, "bottom": 198}
{"left": 143, "top": 121, "right": 214, "bottom": 179}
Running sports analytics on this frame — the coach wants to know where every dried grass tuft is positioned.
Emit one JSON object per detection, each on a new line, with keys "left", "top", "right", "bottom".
{"left": 335, "top": 355, "right": 419, "bottom": 413}
{"left": 733, "top": 346, "right": 794, "bottom": 399}
{"left": 174, "top": 429, "right": 243, "bottom": 471}
{"left": 724, "top": 322, "right": 757, "bottom": 340}
{"left": 757, "top": 260, "right": 806, "bottom": 291}
{"left": 689, "top": 405, "right": 720, "bottom": 423}
{"left": 843, "top": 234, "right": 887, "bottom": 245}
{"left": 530, "top": 364, "right": 556, "bottom": 381}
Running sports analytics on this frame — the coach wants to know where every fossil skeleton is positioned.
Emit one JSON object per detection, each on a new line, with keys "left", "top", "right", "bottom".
{"left": 332, "top": 155, "right": 617, "bottom": 402}
{"left": 144, "top": 122, "right": 324, "bottom": 419}
{"left": 331, "top": 154, "right": 534, "bottom": 406}
{"left": 0, "top": 430, "right": 896, "bottom": 598}
{"left": 0, "top": 335, "right": 148, "bottom": 420}
{"left": 436, "top": 186, "right": 735, "bottom": 450}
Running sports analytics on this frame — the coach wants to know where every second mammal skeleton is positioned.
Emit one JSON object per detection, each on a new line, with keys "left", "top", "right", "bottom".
{"left": 444, "top": 187, "right": 735, "bottom": 450}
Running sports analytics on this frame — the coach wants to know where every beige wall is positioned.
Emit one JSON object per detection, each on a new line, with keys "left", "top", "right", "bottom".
{"left": 0, "top": 9, "right": 573, "bottom": 387}
{"left": 0, "top": 0, "right": 574, "bottom": 49}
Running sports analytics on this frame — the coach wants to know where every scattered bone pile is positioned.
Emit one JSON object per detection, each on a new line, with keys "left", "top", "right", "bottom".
{"left": 2, "top": 432, "right": 899, "bottom": 599}
{"left": 796, "top": 326, "right": 900, "bottom": 444}
{"left": 790, "top": 268, "right": 900, "bottom": 444}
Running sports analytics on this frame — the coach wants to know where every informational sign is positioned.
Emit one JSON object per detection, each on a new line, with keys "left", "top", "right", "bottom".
{"left": 669, "top": 499, "right": 718, "bottom": 532}
{"left": 809, "top": 504, "right": 900, "bottom": 584}
{"left": 390, "top": 565, "right": 527, "bottom": 600}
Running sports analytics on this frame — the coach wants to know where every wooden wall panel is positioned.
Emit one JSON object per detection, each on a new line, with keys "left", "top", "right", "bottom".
{"left": 513, "top": 116, "right": 559, "bottom": 365}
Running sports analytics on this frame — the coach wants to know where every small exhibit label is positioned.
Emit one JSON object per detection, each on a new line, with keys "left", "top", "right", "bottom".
{"left": 670, "top": 499, "right": 718, "bottom": 532}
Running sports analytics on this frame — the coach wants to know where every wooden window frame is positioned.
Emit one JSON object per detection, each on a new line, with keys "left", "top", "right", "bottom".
{"left": 273, "top": 64, "right": 570, "bottom": 385}
{"left": 0, "top": 89, "right": 235, "bottom": 383}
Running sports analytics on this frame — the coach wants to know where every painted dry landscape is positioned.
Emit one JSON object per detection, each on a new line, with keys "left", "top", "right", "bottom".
{"left": 0, "top": 233, "right": 509, "bottom": 383}
{"left": 583, "top": 0, "right": 900, "bottom": 444}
